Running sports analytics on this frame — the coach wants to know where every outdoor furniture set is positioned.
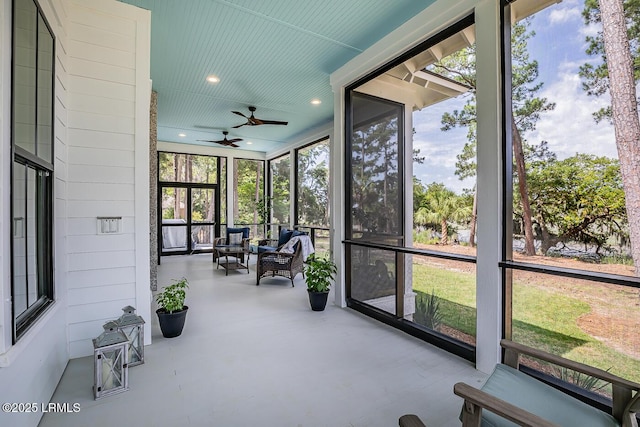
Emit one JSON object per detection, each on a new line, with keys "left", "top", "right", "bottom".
{"left": 212, "top": 227, "right": 251, "bottom": 275}
{"left": 213, "top": 226, "right": 314, "bottom": 283}
{"left": 256, "top": 228, "right": 314, "bottom": 286}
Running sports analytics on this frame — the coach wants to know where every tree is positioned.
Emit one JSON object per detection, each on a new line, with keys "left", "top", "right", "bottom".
{"left": 580, "top": 0, "right": 640, "bottom": 123}
{"left": 270, "top": 156, "right": 291, "bottom": 224}
{"left": 582, "top": 0, "right": 640, "bottom": 274}
{"left": 415, "top": 182, "right": 471, "bottom": 245}
{"left": 436, "top": 20, "right": 555, "bottom": 254}
{"left": 297, "top": 141, "right": 330, "bottom": 226}
{"left": 233, "top": 159, "right": 264, "bottom": 230}
{"left": 527, "top": 153, "right": 627, "bottom": 254}
{"left": 351, "top": 110, "right": 401, "bottom": 235}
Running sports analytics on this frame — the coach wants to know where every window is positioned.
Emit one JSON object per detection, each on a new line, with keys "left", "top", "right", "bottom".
{"left": 158, "top": 152, "right": 221, "bottom": 254}
{"left": 347, "top": 92, "right": 404, "bottom": 310}
{"left": 268, "top": 153, "right": 290, "bottom": 236}
{"left": 295, "top": 139, "right": 331, "bottom": 256}
{"left": 233, "top": 158, "right": 265, "bottom": 238}
{"left": 348, "top": 93, "right": 403, "bottom": 243}
{"left": 503, "top": 0, "right": 640, "bottom": 398}
{"left": 295, "top": 138, "right": 330, "bottom": 228}
{"left": 11, "top": 0, "right": 55, "bottom": 340}
{"left": 344, "top": 16, "right": 477, "bottom": 362}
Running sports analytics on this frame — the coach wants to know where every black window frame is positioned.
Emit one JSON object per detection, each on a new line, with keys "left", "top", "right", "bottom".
{"left": 156, "top": 151, "right": 223, "bottom": 257}
{"left": 342, "top": 13, "right": 477, "bottom": 363}
{"left": 267, "top": 151, "right": 291, "bottom": 226}
{"left": 500, "top": 0, "right": 640, "bottom": 413}
{"left": 294, "top": 136, "right": 330, "bottom": 229}
{"left": 10, "top": 0, "right": 56, "bottom": 342}
{"left": 231, "top": 157, "right": 266, "bottom": 238}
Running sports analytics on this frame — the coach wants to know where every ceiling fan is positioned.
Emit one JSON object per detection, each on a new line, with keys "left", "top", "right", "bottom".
{"left": 197, "top": 131, "right": 242, "bottom": 148}
{"left": 232, "top": 106, "right": 288, "bottom": 128}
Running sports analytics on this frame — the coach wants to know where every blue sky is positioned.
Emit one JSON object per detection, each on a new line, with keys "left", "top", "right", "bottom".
{"left": 413, "top": 0, "right": 617, "bottom": 194}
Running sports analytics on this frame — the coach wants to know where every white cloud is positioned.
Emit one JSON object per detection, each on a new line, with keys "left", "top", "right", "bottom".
{"left": 414, "top": 137, "right": 460, "bottom": 170}
{"left": 548, "top": 7, "right": 581, "bottom": 24}
{"left": 530, "top": 65, "right": 617, "bottom": 159}
{"left": 579, "top": 22, "right": 600, "bottom": 38}
{"left": 411, "top": 95, "right": 476, "bottom": 193}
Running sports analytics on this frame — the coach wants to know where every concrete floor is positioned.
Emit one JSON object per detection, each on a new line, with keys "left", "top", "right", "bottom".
{"left": 39, "top": 253, "right": 486, "bottom": 427}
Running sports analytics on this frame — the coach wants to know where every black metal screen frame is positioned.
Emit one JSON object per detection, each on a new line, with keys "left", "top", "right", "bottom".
{"left": 10, "top": 0, "right": 56, "bottom": 342}
{"left": 343, "top": 13, "right": 477, "bottom": 362}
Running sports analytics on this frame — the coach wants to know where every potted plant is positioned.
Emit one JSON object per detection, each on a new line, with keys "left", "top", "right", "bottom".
{"left": 155, "top": 278, "right": 189, "bottom": 338}
{"left": 305, "top": 254, "right": 337, "bottom": 311}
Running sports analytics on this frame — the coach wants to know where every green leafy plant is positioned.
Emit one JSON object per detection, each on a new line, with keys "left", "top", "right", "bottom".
{"left": 305, "top": 254, "right": 337, "bottom": 292}
{"left": 414, "top": 290, "right": 444, "bottom": 330}
{"left": 156, "top": 278, "right": 189, "bottom": 313}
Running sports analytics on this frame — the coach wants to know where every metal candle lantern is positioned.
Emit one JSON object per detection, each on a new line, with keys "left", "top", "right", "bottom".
{"left": 93, "top": 321, "right": 129, "bottom": 399}
{"left": 116, "top": 305, "right": 145, "bottom": 366}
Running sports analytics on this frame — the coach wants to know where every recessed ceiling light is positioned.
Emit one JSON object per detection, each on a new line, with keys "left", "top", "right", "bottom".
{"left": 178, "top": 133, "right": 186, "bottom": 137}
{"left": 246, "top": 141, "right": 253, "bottom": 145}
{"left": 311, "top": 99, "right": 321, "bottom": 105}
{"left": 206, "top": 75, "right": 220, "bottom": 83}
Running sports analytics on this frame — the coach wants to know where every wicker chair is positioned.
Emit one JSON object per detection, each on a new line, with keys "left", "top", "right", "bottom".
{"left": 256, "top": 242, "right": 304, "bottom": 286}
{"left": 213, "top": 227, "right": 250, "bottom": 263}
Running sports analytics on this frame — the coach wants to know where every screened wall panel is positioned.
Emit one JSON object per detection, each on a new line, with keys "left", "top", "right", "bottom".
{"left": 158, "top": 152, "right": 221, "bottom": 254}
{"left": 270, "top": 154, "right": 290, "bottom": 225}
{"left": 296, "top": 139, "right": 329, "bottom": 227}
{"left": 348, "top": 93, "right": 403, "bottom": 245}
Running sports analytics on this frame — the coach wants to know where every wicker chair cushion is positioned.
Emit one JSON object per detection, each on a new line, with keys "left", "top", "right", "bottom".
{"left": 277, "top": 228, "right": 294, "bottom": 247}
{"left": 228, "top": 232, "right": 243, "bottom": 245}
{"left": 226, "top": 227, "right": 250, "bottom": 240}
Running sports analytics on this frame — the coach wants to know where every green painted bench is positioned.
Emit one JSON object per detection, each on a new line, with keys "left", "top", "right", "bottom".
{"left": 400, "top": 339, "right": 640, "bottom": 427}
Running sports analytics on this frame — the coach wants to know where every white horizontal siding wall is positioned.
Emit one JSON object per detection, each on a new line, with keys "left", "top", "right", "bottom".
{"left": 0, "top": 1, "right": 70, "bottom": 426}
{"left": 65, "top": 0, "right": 150, "bottom": 358}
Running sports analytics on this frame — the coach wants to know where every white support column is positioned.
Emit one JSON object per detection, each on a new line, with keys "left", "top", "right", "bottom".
{"left": 289, "top": 148, "right": 295, "bottom": 228}
{"left": 331, "top": 87, "right": 347, "bottom": 307}
{"left": 133, "top": 11, "right": 152, "bottom": 346}
{"left": 403, "top": 104, "right": 415, "bottom": 319}
{"left": 227, "top": 155, "right": 235, "bottom": 228}
{"left": 474, "top": 0, "right": 504, "bottom": 373}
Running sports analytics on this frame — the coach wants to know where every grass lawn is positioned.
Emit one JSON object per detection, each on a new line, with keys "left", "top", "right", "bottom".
{"left": 412, "top": 263, "right": 640, "bottom": 385}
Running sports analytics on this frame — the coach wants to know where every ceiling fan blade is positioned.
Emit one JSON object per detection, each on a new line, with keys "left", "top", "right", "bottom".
{"left": 259, "top": 119, "right": 288, "bottom": 126}
{"left": 194, "top": 125, "right": 223, "bottom": 130}
{"left": 229, "top": 142, "right": 239, "bottom": 148}
{"left": 231, "top": 107, "right": 288, "bottom": 127}
{"left": 197, "top": 139, "right": 222, "bottom": 143}
{"left": 227, "top": 138, "right": 243, "bottom": 143}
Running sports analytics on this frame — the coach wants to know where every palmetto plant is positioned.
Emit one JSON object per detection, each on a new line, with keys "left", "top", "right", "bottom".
{"left": 415, "top": 183, "right": 471, "bottom": 245}
{"left": 415, "top": 290, "right": 444, "bottom": 330}
{"left": 557, "top": 366, "right": 610, "bottom": 393}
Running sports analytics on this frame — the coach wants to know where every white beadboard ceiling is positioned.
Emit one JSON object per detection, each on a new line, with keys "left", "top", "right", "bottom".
{"left": 117, "top": 0, "right": 434, "bottom": 152}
